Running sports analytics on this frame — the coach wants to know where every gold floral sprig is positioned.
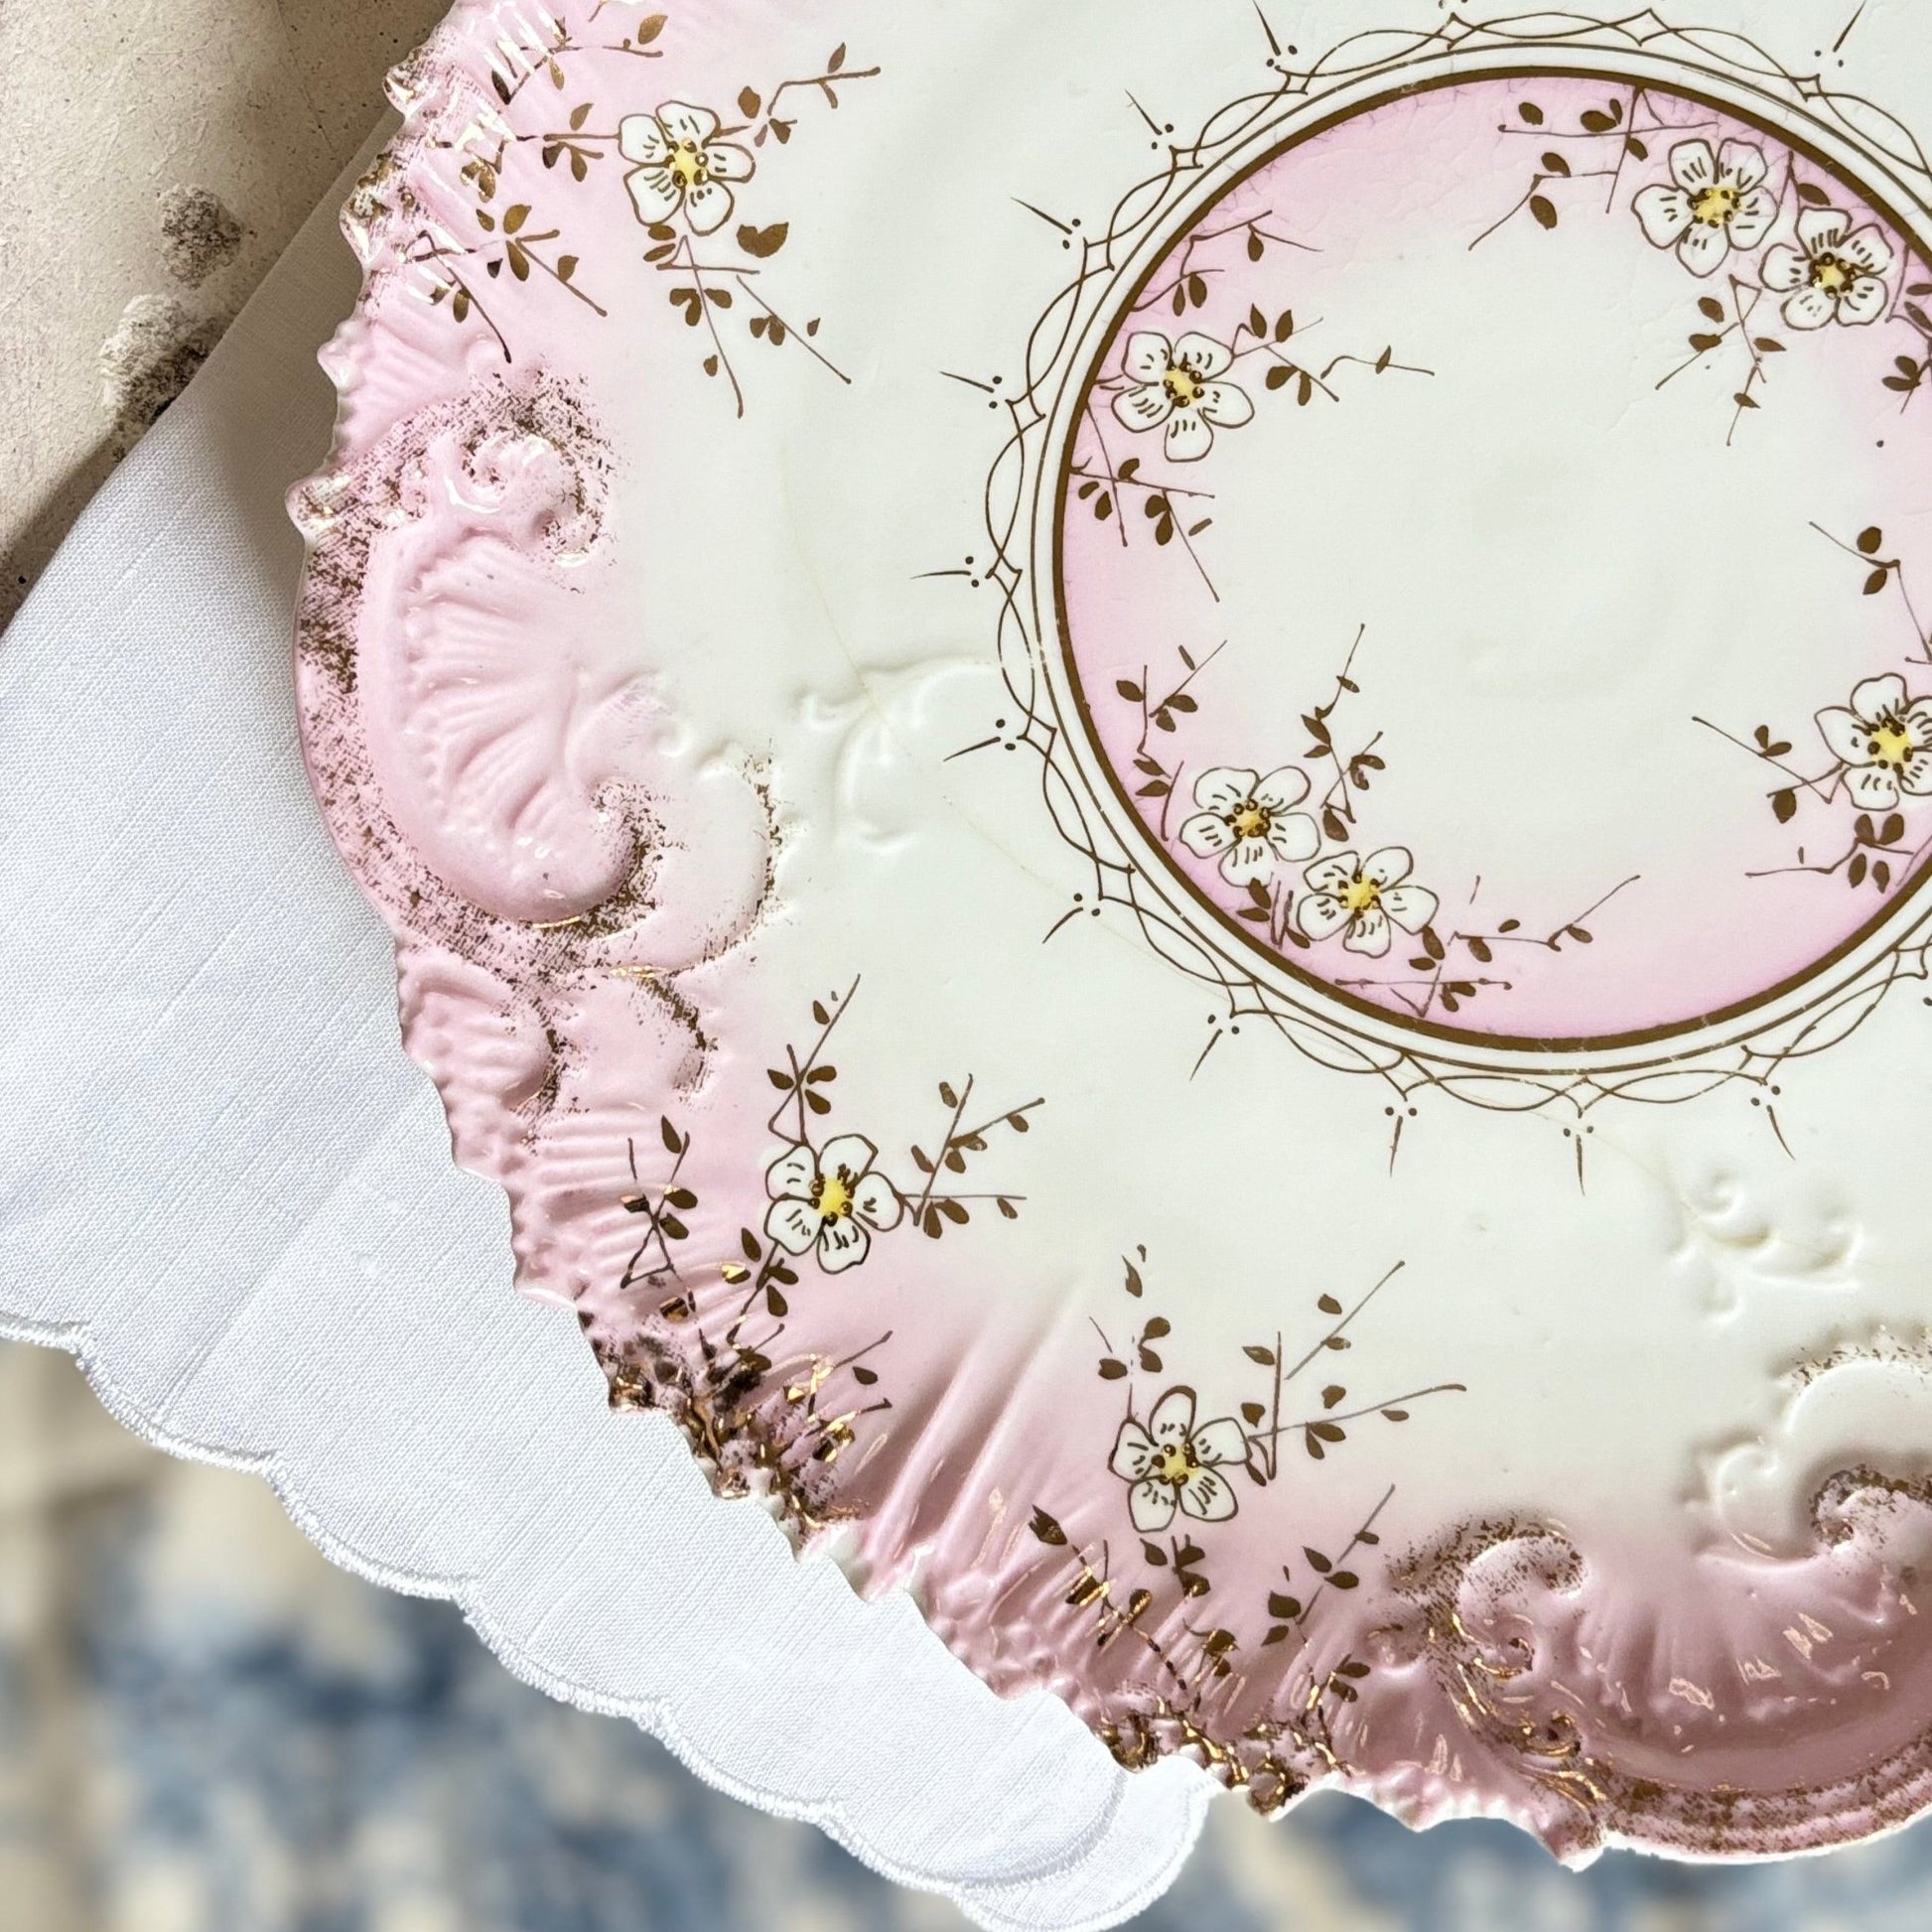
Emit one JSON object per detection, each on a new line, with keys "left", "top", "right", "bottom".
{"left": 1812, "top": 521, "right": 1932, "bottom": 663}
{"left": 904, "top": 1078, "right": 1043, "bottom": 1239}
{"left": 1141, "top": 206, "right": 1314, "bottom": 320}
{"left": 1481, "top": 84, "right": 1915, "bottom": 446}
{"left": 1075, "top": 232, "right": 1430, "bottom": 601}
{"left": 1121, "top": 627, "right": 1374, "bottom": 860}
{"left": 1881, "top": 280, "right": 1932, "bottom": 405}
{"left": 1327, "top": 874, "right": 1640, "bottom": 1023}
{"left": 1474, "top": 83, "right": 1701, "bottom": 250}
{"left": 1699, "top": 521, "right": 1932, "bottom": 896}
{"left": 1232, "top": 1265, "right": 1463, "bottom": 1481}
{"left": 489, "top": 5, "right": 668, "bottom": 114}
{"left": 733, "top": 42, "right": 879, "bottom": 147}
{"left": 1089, "top": 1250, "right": 1459, "bottom": 1596}
{"left": 602, "top": 969, "right": 1032, "bottom": 1537}
{"left": 1120, "top": 625, "right": 1381, "bottom": 903}
{"left": 414, "top": 9, "right": 877, "bottom": 413}
{"left": 1116, "top": 625, "right": 1638, "bottom": 1011}
{"left": 412, "top": 5, "right": 669, "bottom": 352}
{"left": 619, "top": 1114, "right": 699, "bottom": 1290}
{"left": 1071, "top": 441, "right": 1221, "bottom": 597}
{"left": 617, "top": 43, "right": 880, "bottom": 413}
{"left": 1700, "top": 689, "right": 1932, "bottom": 895}
{"left": 414, "top": 176, "right": 607, "bottom": 364}
{"left": 1096, "top": 308, "right": 1428, "bottom": 463}
{"left": 610, "top": 1104, "right": 896, "bottom": 1517}
{"left": 736, "top": 981, "right": 1038, "bottom": 1288}
{"left": 611, "top": 980, "right": 1034, "bottom": 1463}
{"left": 1022, "top": 1249, "right": 1460, "bottom": 1805}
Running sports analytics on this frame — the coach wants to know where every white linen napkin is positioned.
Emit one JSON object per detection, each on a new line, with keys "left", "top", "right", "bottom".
{"left": 0, "top": 133, "right": 1208, "bottom": 1932}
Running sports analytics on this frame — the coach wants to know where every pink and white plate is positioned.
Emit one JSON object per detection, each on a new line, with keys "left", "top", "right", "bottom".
{"left": 295, "top": 0, "right": 1932, "bottom": 1865}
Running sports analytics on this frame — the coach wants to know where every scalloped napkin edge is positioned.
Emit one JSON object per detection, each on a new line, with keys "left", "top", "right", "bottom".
{"left": 0, "top": 119, "right": 1210, "bottom": 1932}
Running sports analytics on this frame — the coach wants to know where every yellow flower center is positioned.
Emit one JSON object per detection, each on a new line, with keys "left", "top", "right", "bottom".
{"left": 669, "top": 141, "right": 708, "bottom": 190}
{"left": 1154, "top": 1443, "right": 1198, "bottom": 1486}
{"left": 1229, "top": 802, "right": 1271, "bottom": 840}
{"left": 1691, "top": 183, "right": 1738, "bottom": 225}
{"left": 1342, "top": 876, "right": 1382, "bottom": 914}
{"left": 1869, "top": 720, "right": 1919, "bottom": 770}
{"left": 814, "top": 1171, "right": 854, "bottom": 1220}
{"left": 1163, "top": 363, "right": 1205, "bottom": 408}
{"left": 1811, "top": 252, "right": 1852, "bottom": 294}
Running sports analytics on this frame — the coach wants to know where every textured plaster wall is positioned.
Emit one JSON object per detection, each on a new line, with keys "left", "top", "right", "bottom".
{"left": 0, "top": 0, "right": 449, "bottom": 627}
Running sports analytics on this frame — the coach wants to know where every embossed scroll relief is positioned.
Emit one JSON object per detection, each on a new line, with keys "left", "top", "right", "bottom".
{"left": 297, "top": 0, "right": 1932, "bottom": 1864}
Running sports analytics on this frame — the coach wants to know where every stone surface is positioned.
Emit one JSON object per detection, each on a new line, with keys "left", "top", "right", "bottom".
{"left": 0, "top": 0, "right": 448, "bottom": 627}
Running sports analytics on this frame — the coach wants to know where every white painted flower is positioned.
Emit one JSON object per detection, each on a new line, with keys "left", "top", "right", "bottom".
{"left": 1298, "top": 848, "right": 1439, "bottom": 958}
{"left": 1817, "top": 674, "right": 1932, "bottom": 811}
{"left": 763, "top": 1135, "right": 904, "bottom": 1275}
{"left": 1111, "top": 332, "right": 1255, "bottom": 463}
{"left": 1761, "top": 207, "right": 1895, "bottom": 330}
{"left": 1110, "top": 1388, "right": 1247, "bottom": 1534}
{"left": 1177, "top": 766, "right": 1319, "bottom": 887}
{"left": 1633, "top": 140, "right": 1776, "bottom": 277}
{"left": 619, "top": 101, "right": 756, "bottom": 235}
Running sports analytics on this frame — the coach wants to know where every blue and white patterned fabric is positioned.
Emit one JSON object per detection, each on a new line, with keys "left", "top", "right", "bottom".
{"left": 3, "top": 1343, "right": 1929, "bottom": 1932}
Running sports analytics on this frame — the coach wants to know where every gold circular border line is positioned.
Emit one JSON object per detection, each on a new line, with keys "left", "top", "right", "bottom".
{"left": 1045, "top": 59, "right": 1932, "bottom": 1062}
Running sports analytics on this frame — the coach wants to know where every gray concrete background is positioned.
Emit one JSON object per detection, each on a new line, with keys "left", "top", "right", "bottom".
{"left": 0, "top": 0, "right": 448, "bottom": 627}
